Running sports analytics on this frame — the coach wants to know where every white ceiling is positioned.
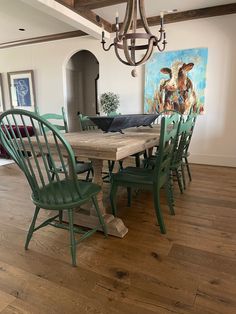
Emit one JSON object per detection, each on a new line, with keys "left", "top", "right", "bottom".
{"left": 0, "top": 0, "right": 235, "bottom": 44}
{"left": 0, "top": 0, "right": 76, "bottom": 43}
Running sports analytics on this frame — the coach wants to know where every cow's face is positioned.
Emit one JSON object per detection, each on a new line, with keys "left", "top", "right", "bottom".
{"left": 160, "top": 62, "right": 194, "bottom": 92}
{"left": 178, "top": 63, "right": 194, "bottom": 91}
{"left": 160, "top": 67, "right": 176, "bottom": 91}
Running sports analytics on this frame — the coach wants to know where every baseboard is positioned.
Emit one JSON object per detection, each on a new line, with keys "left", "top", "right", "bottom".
{"left": 189, "top": 154, "right": 236, "bottom": 168}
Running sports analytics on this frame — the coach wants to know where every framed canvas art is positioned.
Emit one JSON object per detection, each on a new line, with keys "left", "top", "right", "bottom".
{"left": 8, "top": 70, "right": 36, "bottom": 111}
{"left": 144, "top": 48, "right": 208, "bottom": 114}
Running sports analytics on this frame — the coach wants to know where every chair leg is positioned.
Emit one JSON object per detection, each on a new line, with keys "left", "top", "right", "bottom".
{"left": 108, "top": 160, "right": 115, "bottom": 173}
{"left": 135, "top": 154, "right": 141, "bottom": 168}
{"left": 59, "top": 210, "right": 63, "bottom": 224}
{"left": 181, "top": 163, "right": 186, "bottom": 190}
{"left": 175, "top": 169, "right": 184, "bottom": 194}
{"left": 67, "top": 209, "right": 77, "bottom": 267}
{"left": 104, "top": 160, "right": 115, "bottom": 182}
{"left": 185, "top": 157, "right": 192, "bottom": 181}
{"left": 91, "top": 167, "right": 94, "bottom": 177}
{"left": 118, "top": 160, "right": 123, "bottom": 171}
{"left": 110, "top": 183, "right": 118, "bottom": 216}
{"left": 91, "top": 196, "right": 108, "bottom": 237}
{"left": 164, "top": 179, "right": 175, "bottom": 216}
{"left": 85, "top": 169, "right": 91, "bottom": 182}
{"left": 153, "top": 190, "right": 166, "bottom": 234}
{"left": 127, "top": 187, "right": 132, "bottom": 207}
{"left": 25, "top": 206, "right": 40, "bottom": 250}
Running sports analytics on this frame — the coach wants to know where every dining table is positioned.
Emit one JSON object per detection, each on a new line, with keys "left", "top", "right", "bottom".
{"left": 62, "top": 125, "right": 161, "bottom": 237}
{"left": 25, "top": 125, "right": 161, "bottom": 237}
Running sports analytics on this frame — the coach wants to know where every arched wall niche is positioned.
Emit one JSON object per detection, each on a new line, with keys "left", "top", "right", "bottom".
{"left": 64, "top": 49, "right": 99, "bottom": 131}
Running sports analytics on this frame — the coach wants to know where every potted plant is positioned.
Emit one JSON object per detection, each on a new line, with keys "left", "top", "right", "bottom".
{"left": 100, "top": 92, "right": 120, "bottom": 116}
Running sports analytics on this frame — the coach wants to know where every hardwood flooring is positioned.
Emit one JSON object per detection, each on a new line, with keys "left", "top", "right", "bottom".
{"left": 0, "top": 162, "right": 236, "bottom": 313}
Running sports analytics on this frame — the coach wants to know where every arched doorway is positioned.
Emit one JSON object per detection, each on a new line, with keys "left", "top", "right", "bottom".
{"left": 65, "top": 50, "right": 99, "bottom": 131}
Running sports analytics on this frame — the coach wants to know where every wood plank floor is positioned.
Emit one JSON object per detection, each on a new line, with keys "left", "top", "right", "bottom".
{"left": 0, "top": 162, "right": 236, "bottom": 313}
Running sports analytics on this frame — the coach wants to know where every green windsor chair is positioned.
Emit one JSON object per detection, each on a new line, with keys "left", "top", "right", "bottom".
{"left": 182, "top": 111, "right": 198, "bottom": 186}
{"left": 0, "top": 109, "right": 107, "bottom": 266}
{"left": 170, "top": 111, "right": 198, "bottom": 192}
{"left": 41, "top": 108, "right": 93, "bottom": 181}
{"left": 144, "top": 110, "right": 198, "bottom": 192}
{"left": 144, "top": 110, "right": 183, "bottom": 192}
{"left": 110, "top": 112, "right": 181, "bottom": 234}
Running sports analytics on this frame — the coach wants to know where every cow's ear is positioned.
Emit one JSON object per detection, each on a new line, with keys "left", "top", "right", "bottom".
{"left": 160, "top": 68, "right": 171, "bottom": 74}
{"left": 182, "top": 63, "right": 194, "bottom": 72}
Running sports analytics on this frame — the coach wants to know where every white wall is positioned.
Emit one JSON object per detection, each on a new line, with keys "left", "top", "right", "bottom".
{"left": 0, "top": 14, "right": 235, "bottom": 167}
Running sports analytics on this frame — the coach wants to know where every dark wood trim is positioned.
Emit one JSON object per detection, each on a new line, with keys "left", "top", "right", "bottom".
{"left": 75, "top": 0, "right": 127, "bottom": 10}
{"left": 77, "top": 8, "right": 112, "bottom": 32}
{"left": 55, "top": 0, "right": 112, "bottom": 32}
{"left": 112, "top": 3, "right": 236, "bottom": 31}
{"left": 59, "top": 0, "right": 75, "bottom": 6}
{"left": 0, "top": 30, "right": 86, "bottom": 49}
{"left": 95, "top": 73, "right": 99, "bottom": 115}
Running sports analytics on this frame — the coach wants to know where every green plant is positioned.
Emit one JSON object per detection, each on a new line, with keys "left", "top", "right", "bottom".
{"left": 100, "top": 92, "right": 120, "bottom": 115}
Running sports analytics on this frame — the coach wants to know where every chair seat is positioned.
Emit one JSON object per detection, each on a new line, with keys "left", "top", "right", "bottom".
{"left": 32, "top": 180, "right": 101, "bottom": 210}
{"left": 112, "top": 167, "right": 154, "bottom": 186}
{"left": 75, "top": 161, "right": 93, "bottom": 174}
{"left": 51, "top": 160, "right": 92, "bottom": 175}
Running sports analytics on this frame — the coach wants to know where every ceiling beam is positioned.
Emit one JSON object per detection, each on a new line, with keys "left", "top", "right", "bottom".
{"left": 59, "top": 0, "right": 75, "bottom": 6}
{"left": 76, "top": 8, "right": 112, "bottom": 32}
{"left": 112, "top": 3, "right": 236, "bottom": 31}
{"left": 21, "top": 0, "right": 110, "bottom": 39}
{"left": 55, "top": 0, "right": 112, "bottom": 32}
{"left": 75, "top": 0, "right": 127, "bottom": 10}
{"left": 0, "top": 30, "right": 86, "bottom": 49}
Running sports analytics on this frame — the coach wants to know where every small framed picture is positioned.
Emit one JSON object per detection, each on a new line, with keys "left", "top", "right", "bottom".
{"left": 7, "top": 70, "right": 36, "bottom": 111}
{"left": 0, "top": 73, "right": 5, "bottom": 112}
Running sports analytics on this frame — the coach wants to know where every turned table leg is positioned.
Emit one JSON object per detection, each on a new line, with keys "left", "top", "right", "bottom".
{"left": 72, "top": 158, "right": 128, "bottom": 238}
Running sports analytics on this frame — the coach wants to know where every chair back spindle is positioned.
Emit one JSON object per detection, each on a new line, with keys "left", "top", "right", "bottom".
{"left": 78, "top": 114, "right": 98, "bottom": 131}
{"left": 153, "top": 113, "right": 181, "bottom": 186}
{"left": 0, "top": 109, "right": 83, "bottom": 208}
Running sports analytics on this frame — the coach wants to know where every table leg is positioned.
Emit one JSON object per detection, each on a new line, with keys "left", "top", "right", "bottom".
{"left": 72, "top": 158, "right": 128, "bottom": 238}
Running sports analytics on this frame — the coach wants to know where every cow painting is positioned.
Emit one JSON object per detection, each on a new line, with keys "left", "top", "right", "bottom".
{"left": 144, "top": 48, "right": 208, "bottom": 115}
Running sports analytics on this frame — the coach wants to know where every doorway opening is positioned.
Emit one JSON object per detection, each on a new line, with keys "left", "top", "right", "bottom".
{"left": 65, "top": 50, "right": 99, "bottom": 131}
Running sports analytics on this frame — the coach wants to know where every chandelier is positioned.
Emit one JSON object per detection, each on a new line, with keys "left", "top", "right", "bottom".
{"left": 101, "top": 0, "right": 167, "bottom": 77}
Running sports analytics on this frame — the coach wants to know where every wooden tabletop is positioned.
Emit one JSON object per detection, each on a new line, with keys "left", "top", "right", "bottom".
{"left": 23, "top": 125, "right": 161, "bottom": 161}
{"left": 63, "top": 125, "right": 161, "bottom": 161}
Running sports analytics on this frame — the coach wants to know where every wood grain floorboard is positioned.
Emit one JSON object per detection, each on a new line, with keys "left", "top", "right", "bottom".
{"left": 0, "top": 162, "right": 236, "bottom": 313}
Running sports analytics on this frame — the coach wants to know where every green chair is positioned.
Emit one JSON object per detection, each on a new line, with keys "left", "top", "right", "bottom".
{"left": 182, "top": 112, "right": 198, "bottom": 185}
{"left": 78, "top": 113, "right": 98, "bottom": 131}
{"left": 41, "top": 109, "right": 93, "bottom": 181}
{"left": 144, "top": 111, "right": 197, "bottom": 193}
{"left": 110, "top": 112, "right": 181, "bottom": 234}
{"left": 144, "top": 110, "right": 184, "bottom": 192}
{"left": 169, "top": 113, "right": 196, "bottom": 193}
{"left": 0, "top": 109, "right": 107, "bottom": 266}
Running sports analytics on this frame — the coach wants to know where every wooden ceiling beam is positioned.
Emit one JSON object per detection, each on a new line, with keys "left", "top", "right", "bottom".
{"left": 77, "top": 8, "right": 112, "bottom": 32}
{"left": 59, "top": 0, "right": 75, "bottom": 6}
{"left": 0, "top": 30, "right": 86, "bottom": 49}
{"left": 55, "top": 0, "right": 112, "bottom": 33}
{"left": 75, "top": 0, "right": 127, "bottom": 10}
{"left": 111, "top": 3, "right": 236, "bottom": 31}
